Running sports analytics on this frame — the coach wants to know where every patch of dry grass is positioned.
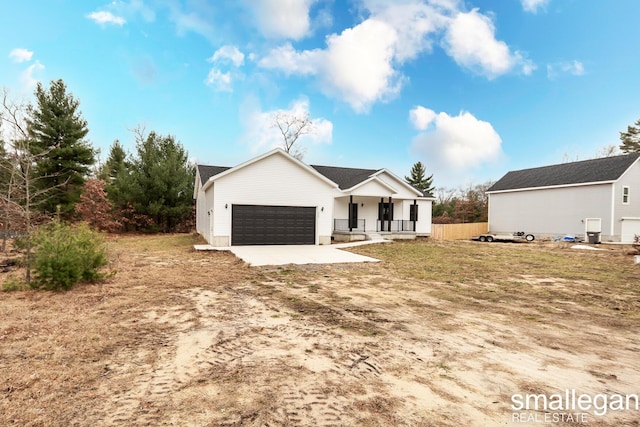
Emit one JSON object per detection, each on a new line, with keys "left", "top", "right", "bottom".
{"left": 348, "top": 239, "right": 640, "bottom": 328}
{"left": 1, "top": 235, "right": 638, "bottom": 426}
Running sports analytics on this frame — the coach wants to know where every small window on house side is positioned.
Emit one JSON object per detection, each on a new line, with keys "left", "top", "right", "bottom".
{"left": 623, "top": 186, "right": 630, "bottom": 204}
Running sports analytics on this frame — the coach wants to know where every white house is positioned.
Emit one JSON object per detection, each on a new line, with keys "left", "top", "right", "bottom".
{"left": 486, "top": 153, "right": 640, "bottom": 243}
{"left": 194, "top": 149, "right": 434, "bottom": 246}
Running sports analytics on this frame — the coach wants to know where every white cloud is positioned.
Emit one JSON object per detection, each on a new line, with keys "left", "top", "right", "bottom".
{"left": 205, "top": 46, "right": 245, "bottom": 92}
{"left": 209, "top": 45, "right": 245, "bottom": 67}
{"left": 240, "top": 98, "right": 332, "bottom": 154}
{"left": 205, "top": 69, "right": 233, "bottom": 92}
{"left": 245, "top": 0, "right": 318, "bottom": 40}
{"left": 521, "top": 0, "right": 550, "bottom": 13}
{"left": 260, "top": 19, "right": 403, "bottom": 113}
{"left": 318, "top": 19, "right": 402, "bottom": 112}
{"left": 410, "top": 107, "right": 503, "bottom": 172}
{"left": 361, "top": 0, "right": 450, "bottom": 62}
{"left": 9, "top": 48, "right": 33, "bottom": 63}
{"left": 87, "top": 11, "right": 126, "bottom": 26}
{"left": 258, "top": 43, "right": 320, "bottom": 76}
{"left": 257, "top": 2, "right": 534, "bottom": 113}
{"left": 442, "top": 9, "right": 535, "bottom": 79}
{"left": 547, "top": 60, "right": 585, "bottom": 79}
{"left": 409, "top": 105, "right": 437, "bottom": 130}
{"left": 20, "top": 60, "right": 45, "bottom": 89}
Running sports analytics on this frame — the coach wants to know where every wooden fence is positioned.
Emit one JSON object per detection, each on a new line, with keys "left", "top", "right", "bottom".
{"left": 431, "top": 222, "right": 488, "bottom": 241}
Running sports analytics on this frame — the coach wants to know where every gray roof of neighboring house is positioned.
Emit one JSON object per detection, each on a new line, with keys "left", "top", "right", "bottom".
{"left": 197, "top": 165, "right": 231, "bottom": 183}
{"left": 488, "top": 153, "right": 640, "bottom": 192}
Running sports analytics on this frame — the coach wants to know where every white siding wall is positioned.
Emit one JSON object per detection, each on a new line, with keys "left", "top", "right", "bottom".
{"left": 195, "top": 174, "right": 206, "bottom": 236}
{"left": 376, "top": 171, "right": 419, "bottom": 199}
{"left": 410, "top": 199, "right": 432, "bottom": 235}
{"left": 613, "top": 161, "right": 640, "bottom": 240}
{"left": 488, "top": 183, "right": 613, "bottom": 239}
{"left": 210, "top": 153, "right": 338, "bottom": 246}
{"left": 332, "top": 196, "right": 380, "bottom": 232}
{"left": 195, "top": 186, "right": 208, "bottom": 237}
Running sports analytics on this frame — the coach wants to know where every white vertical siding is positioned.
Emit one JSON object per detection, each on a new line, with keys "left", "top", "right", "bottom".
{"left": 488, "top": 184, "right": 613, "bottom": 238}
{"left": 211, "top": 152, "right": 338, "bottom": 244}
{"left": 613, "top": 161, "right": 640, "bottom": 239}
{"left": 416, "top": 200, "right": 432, "bottom": 234}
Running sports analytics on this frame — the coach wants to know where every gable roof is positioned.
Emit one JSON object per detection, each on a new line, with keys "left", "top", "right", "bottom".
{"left": 197, "top": 165, "right": 231, "bottom": 183}
{"left": 196, "top": 150, "right": 431, "bottom": 198}
{"left": 310, "top": 165, "right": 430, "bottom": 197}
{"left": 488, "top": 153, "right": 640, "bottom": 192}
{"left": 310, "top": 165, "right": 380, "bottom": 190}
{"left": 201, "top": 149, "right": 339, "bottom": 192}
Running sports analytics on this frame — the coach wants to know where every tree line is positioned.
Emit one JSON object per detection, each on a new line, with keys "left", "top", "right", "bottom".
{"left": 1, "top": 79, "right": 195, "bottom": 241}
{"left": 404, "top": 160, "right": 490, "bottom": 224}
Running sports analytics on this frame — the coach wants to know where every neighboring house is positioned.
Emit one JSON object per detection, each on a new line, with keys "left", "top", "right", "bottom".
{"left": 194, "top": 148, "right": 434, "bottom": 246}
{"left": 486, "top": 153, "right": 640, "bottom": 243}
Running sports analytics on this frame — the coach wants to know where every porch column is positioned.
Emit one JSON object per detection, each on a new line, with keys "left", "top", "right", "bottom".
{"left": 380, "top": 197, "right": 384, "bottom": 232}
{"left": 413, "top": 199, "right": 417, "bottom": 231}
{"left": 388, "top": 196, "right": 393, "bottom": 232}
{"left": 349, "top": 195, "right": 353, "bottom": 232}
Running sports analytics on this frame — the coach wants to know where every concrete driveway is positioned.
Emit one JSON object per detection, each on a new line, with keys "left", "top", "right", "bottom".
{"left": 227, "top": 241, "right": 383, "bottom": 267}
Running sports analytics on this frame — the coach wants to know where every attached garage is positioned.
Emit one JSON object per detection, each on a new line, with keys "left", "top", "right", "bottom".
{"left": 621, "top": 218, "right": 640, "bottom": 244}
{"left": 232, "top": 204, "right": 316, "bottom": 245}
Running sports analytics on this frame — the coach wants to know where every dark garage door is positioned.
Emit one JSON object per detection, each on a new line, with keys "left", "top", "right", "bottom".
{"left": 232, "top": 204, "right": 316, "bottom": 245}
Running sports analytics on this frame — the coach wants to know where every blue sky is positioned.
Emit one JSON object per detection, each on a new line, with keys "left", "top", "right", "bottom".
{"left": 2, "top": 0, "right": 639, "bottom": 189}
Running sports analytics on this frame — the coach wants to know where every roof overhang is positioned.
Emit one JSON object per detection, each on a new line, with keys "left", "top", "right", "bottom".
{"left": 486, "top": 180, "right": 615, "bottom": 195}
{"left": 370, "top": 168, "right": 425, "bottom": 197}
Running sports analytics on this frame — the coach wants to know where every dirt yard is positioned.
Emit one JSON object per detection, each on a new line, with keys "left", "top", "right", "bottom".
{"left": 1, "top": 234, "right": 639, "bottom": 426}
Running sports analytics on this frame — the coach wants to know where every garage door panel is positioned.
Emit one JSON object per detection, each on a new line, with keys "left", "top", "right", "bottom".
{"left": 621, "top": 219, "right": 640, "bottom": 243}
{"left": 232, "top": 204, "right": 316, "bottom": 245}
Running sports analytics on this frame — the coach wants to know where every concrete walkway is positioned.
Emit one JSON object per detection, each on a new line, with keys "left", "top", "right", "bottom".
{"left": 196, "top": 239, "right": 389, "bottom": 267}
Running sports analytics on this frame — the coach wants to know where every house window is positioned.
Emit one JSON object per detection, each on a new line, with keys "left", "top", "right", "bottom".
{"left": 623, "top": 186, "right": 630, "bottom": 204}
{"left": 410, "top": 204, "right": 419, "bottom": 221}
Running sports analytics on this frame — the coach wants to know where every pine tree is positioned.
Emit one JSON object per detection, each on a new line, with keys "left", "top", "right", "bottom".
{"left": 107, "top": 131, "right": 194, "bottom": 232}
{"left": 26, "top": 79, "right": 95, "bottom": 216}
{"left": 405, "top": 161, "right": 434, "bottom": 195}
{"left": 619, "top": 118, "right": 640, "bottom": 153}
{"left": 98, "top": 140, "right": 128, "bottom": 182}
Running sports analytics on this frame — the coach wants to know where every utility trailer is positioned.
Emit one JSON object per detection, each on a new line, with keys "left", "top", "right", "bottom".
{"left": 471, "top": 231, "right": 535, "bottom": 243}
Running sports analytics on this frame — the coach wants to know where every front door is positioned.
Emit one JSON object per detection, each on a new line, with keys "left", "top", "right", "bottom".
{"left": 349, "top": 202, "right": 358, "bottom": 229}
{"left": 378, "top": 202, "right": 394, "bottom": 231}
{"left": 378, "top": 202, "right": 393, "bottom": 221}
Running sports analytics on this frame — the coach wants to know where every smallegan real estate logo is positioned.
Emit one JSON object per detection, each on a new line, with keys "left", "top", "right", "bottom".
{"left": 511, "top": 389, "right": 640, "bottom": 423}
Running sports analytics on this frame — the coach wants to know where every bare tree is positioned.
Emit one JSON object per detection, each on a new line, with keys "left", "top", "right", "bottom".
{"left": 594, "top": 144, "right": 620, "bottom": 158}
{"left": 0, "top": 88, "right": 66, "bottom": 283}
{"left": 273, "top": 112, "right": 314, "bottom": 160}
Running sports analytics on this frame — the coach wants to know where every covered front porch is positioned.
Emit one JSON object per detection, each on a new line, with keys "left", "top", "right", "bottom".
{"left": 331, "top": 194, "right": 420, "bottom": 242}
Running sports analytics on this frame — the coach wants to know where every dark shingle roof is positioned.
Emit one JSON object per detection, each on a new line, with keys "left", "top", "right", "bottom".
{"left": 310, "top": 165, "right": 380, "bottom": 190}
{"left": 197, "top": 162, "right": 430, "bottom": 196}
{"left": 488, "top": 153, "right": 640, "bottom": 192}
{"left": 197, "top": 165, "right": 231, "bottom": 183}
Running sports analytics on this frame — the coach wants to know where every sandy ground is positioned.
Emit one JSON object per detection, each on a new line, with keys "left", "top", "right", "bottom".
{"left": 1, "top": 235, "right": 639, "bottom": 426}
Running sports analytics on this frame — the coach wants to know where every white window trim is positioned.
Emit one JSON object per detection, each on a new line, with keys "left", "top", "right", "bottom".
{"left": 622, "top": 186, "right": 630, "bottom": 205}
